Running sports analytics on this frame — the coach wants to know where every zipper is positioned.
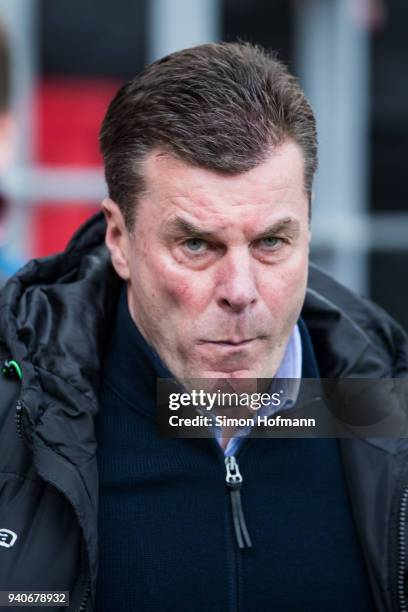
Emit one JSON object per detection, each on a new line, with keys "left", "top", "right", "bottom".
{"left": 15, "top": 399, "right": 25, "bottom": 438}
{"left": 398, "top": 486, "right": 408, "bottom": 611}
{"left": 14, "top": 397, "right": 93, "bottom": 612}
{"left": 225, "top": 455, "right": 252, "bottom": 549}
{"left": 77, "top": 575, "right": 91, "bottom": 612}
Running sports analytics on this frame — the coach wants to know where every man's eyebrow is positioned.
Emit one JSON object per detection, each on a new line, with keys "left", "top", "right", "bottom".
{"left": 166, "top": 217, "right": 220, "bottom": 239}
{"left": 256, "top": 218, "right": 300, "bottom": 238}
{"left": 166, "top": 215, "right": 300, "bottom": 239}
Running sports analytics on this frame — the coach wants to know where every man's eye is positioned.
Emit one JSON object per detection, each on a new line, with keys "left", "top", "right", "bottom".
{"left": 183, "top": 238, "right": 207, "bottom": 253}
{"left": 259, "top": 237, "right": 282, "bottom": 249}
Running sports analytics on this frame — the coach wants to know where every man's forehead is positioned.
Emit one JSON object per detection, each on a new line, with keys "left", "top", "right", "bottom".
{"left": 141, "top": 141, "right": 306, "bottom": 198}
{"left": 134, "top": 142, "right": 309, "bottom": 239}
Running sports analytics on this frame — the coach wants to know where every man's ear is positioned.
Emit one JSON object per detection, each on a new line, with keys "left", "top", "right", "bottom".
{"left": 102, "top": 198, "right": 131, "bottom": 280}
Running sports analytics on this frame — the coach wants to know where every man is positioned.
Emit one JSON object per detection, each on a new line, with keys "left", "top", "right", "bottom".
{"left": 0, "top": 42, "right": 407, "bottom": 612}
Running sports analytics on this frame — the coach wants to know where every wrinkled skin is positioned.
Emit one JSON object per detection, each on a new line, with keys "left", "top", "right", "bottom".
{"left": 103, "top": 140, "right": 311, "bottom": 382}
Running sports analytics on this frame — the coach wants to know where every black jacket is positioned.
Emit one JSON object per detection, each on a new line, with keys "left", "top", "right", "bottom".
{"left": 0, "top": 212, "right": 407, "bottom": 612}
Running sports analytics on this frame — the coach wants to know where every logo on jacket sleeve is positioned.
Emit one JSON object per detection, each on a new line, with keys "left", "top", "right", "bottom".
{"left": 0, "top": 529, "right": 18, "bottom": 548}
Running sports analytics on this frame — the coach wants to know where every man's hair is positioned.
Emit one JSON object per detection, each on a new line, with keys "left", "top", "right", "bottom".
{"left": 0, "top": 22, "right": 10, "bottom": 112}
{"left": 100, "top": 42, "right": 318, "bottom": 230}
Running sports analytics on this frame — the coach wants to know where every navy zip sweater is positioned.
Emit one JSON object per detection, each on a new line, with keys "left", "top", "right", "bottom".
{"left": 95, "top": 287, "right": 375, "bottom": 611}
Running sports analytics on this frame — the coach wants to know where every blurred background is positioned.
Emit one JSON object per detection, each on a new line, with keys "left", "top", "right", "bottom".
{"left": 0, "top": 0, "right": 406, "bottom": 328}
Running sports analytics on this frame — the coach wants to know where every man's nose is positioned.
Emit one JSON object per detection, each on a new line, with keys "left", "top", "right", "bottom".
{"left": 215, "top": 249, "right": 258, "bottom": 314}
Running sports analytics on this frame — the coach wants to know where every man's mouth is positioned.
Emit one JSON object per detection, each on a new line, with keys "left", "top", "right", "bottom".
{"left": 201, "top": 338, "right": 256, "bottom": 347}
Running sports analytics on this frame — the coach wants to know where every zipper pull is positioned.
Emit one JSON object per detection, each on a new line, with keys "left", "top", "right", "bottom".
{"left": 2, "top": 359, "right": 23, "bottom": 380}
{"left": 225, "top": 455, "right": 252, "bottom": 549}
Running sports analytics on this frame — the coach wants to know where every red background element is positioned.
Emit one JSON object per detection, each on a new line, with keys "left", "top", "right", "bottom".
{"left": 32, "top": 77, "right": 120, "bottom": 257}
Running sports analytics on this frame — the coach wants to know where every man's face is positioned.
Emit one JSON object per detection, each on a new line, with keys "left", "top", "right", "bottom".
{"left": 104, "top": 140, "right": 311, "bottom": 380}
